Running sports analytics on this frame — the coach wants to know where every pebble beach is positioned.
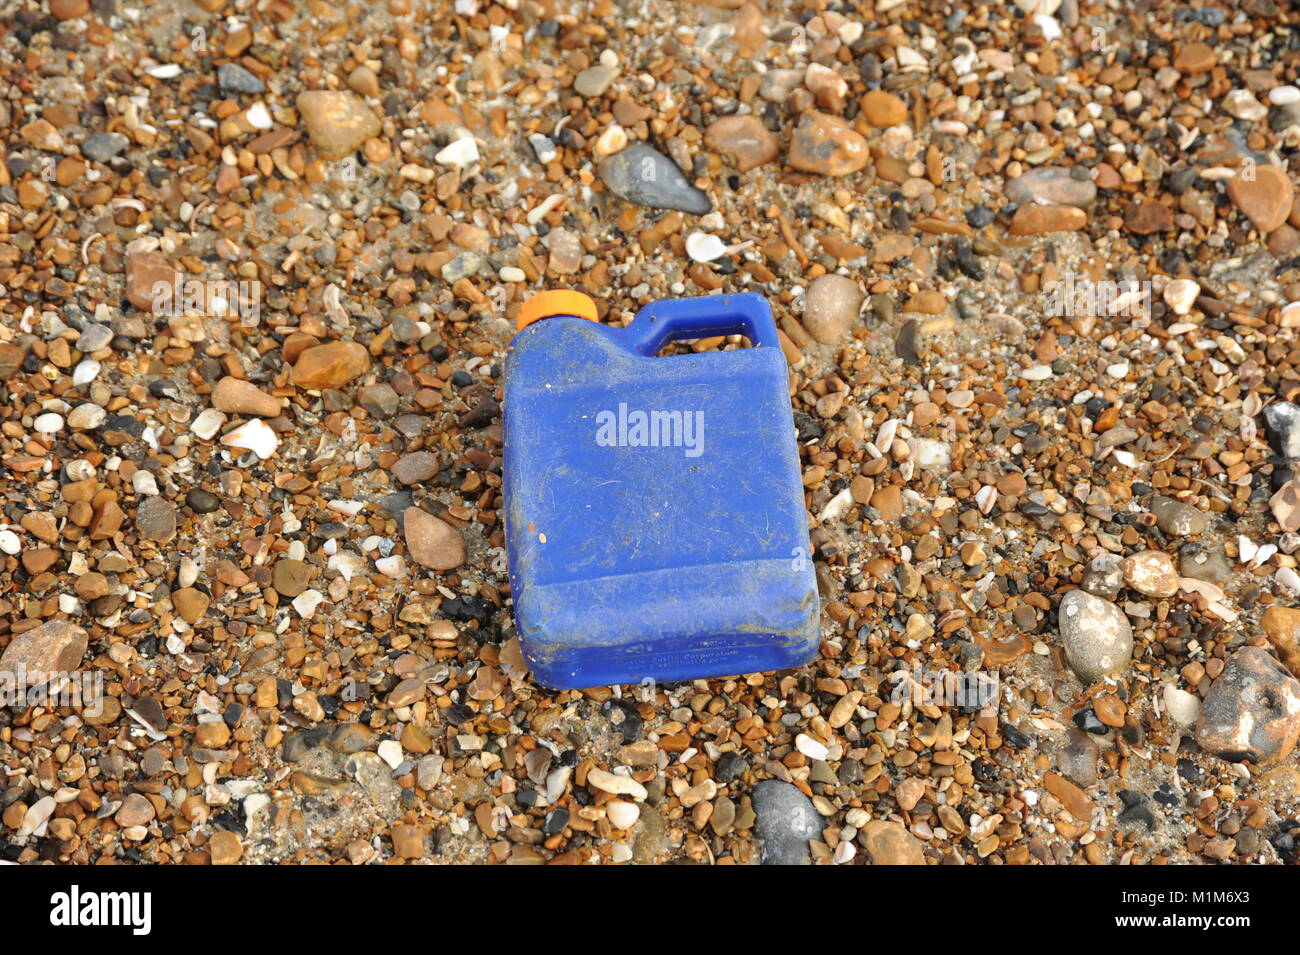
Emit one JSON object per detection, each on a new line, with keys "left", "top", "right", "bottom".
{"left": 2, "top": 0, "right": 1300, "bottom": 866}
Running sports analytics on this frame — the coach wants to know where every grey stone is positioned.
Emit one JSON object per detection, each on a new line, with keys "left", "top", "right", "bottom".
{"left": 573, "top": 64, "right": 618, "bottom": 98}
{"left": 1264, "top": 401, "right": 1300, "bottom": 459}
{"left": 1179, "top": 541, "right": 1231, "bottom": 584}
{"left": 218, "top": 63, "right": 265, "bottom": 94}
{"left": 81, "top": 132, "right": 129, "bottom": 163}
{"left": 1057, "top": 728, "right": 1099, "bottom": 787}
{"left": 598, "top": 143, "right": 712, "bottom": 215}
{"left": 752, "top": 779, "right": 821, "bottom": 865}
{"left": 1150, "top": 495, "right": 1208, "bottom": 537}
{"left": 1058, "top": 590, "right": 1133, "bottom": 684}
{"left": 1195, "top": 647, "right": 1300, "bottom": 765}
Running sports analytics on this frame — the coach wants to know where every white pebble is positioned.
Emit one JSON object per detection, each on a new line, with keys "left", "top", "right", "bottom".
{"left": 132, "top": 470, "right": 158, "bottom": 495}
{"left": 191, "top": 409, "right": 227, "bottom": 441}
{"left": 72, "top": 359, "right": 101, "bottom": 386}
{"left": 435, "top": 135, "right": 479, "bottom": 168}
{"left": 246, "top": 102, "right": 273, "bottom": 130}
{"left": 1163, "top": 684, "right": 1201, "bottom": 728}
{"left": 1023, "top": 364, "right": 1052, "bottom": 381}
{"left": 1162, "top": 278, "right": 1200, "bottom": 315}
{"left": 0, "top": 530, "right": 19, "bottom": 555}
{"left": 33, "top": 413, "right": 64, "bottom": 434}
{"left": 605, "top": 799, "right": 640, "bottom": 829}
{"left": 378, "top": 739, "right": 404, "bottom": 769}
{"left": 499, "top": 266, "right": 526, "bottom": 283}
{"left": 293, "top": 589, "right": 326, "bottom": 618}
{"left": 795, "top": 732, "right": 829, "bottom": 760}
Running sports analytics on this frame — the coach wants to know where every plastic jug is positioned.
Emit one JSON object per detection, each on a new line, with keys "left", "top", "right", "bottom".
{"left": 503, "top": 290, "right": 820, "bottom": 689}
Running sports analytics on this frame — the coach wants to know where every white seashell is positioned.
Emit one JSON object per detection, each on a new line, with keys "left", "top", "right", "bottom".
{"left": 1238, "top": 535, "right": 1258, "bottom": 564}
{"left": 221, "top": 418, "right": 278, "bottom": 459}
{"left": 975, "top": 484, "right": 997, "bottom": 514}
{"left": 874, "top": 419, "right": 899, "bottom": 454}
{"left": 818, "top": 487, "right": 854, "bottom": 523}
{"left": 146, "top": 64, "right": 182, "bottom": 79}
{"left": 684, "top": 232, "right": 749, "bottom": 263}
{"left": 1276, "top": 565, "right": 1300, "bottom": 593}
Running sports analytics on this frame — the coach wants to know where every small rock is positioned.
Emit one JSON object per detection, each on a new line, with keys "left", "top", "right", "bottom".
{"left": 1227, "top": 165, "right": 1294, "bottom": 233}
{"left": 0, "top": 342, "right": 25, "bottom": 379}
{"left": 172, "top": 587, "right": 210, "bottom": 624}
{"left": 860, "top": 89, "right": 908, "bottom": 127}
{"left": 115, "top": 793, "right": 155, "bottom": 828}
{"left": 605, "top": 799, "right": 640, "bottom": 829}
{"left": 1150, "top": 495, "right": 1208, "bottom": 537}
{"left": 1162, "top": 278, "right": 1200, "bottom": 316}
{"left": 802, "top": 274, "right": 864, "bottom": 345}
{"left": 186, "top": 489, "right": 221, "bottom": 514}
{"left": 218, "top": 63, "right": 264, "bottom": 94}
{"left": 1010, "top": 203, "right": 1087, "bottom": 235}
{"left": 291, "top": 341, "right": 370, "bottom": 390}
{"left": 296, "top": 91, "right": 382, "bottom": 160}
{"left": 81, "top": 132, "right": 130, "bottom": 164}
{"left": 50, "top": 0, "right": 90, "bottom": 19}
{"left": 573, "top": 64, "right": 618, "bottom": 98}
{"left": 1195, "top": 646, "right": 1300, "bottom": 764}
{"left": 1164, "top": 684, "right": 1201, "bottom": 728}
{"left": 391, "top": 451, "right": 439, "bottom": 485}
{"left": 1271, "top": 479, "right": 1300, "bottom": 533}
{"left": 273, "top": 559, "right": 311, "bottom": 597}
{"left": 859, "top": 820, "right": 926, "bottom": 865}
{"left": 1264, "top": 401, "right": 1300, "bottom": 459}
{"left": 1174, "top": 41, "right": 1216, "bottom": 74}
{"left": 752, "top": 779, "right": 821, "bottom": 865}
{"left": 212, "top": 376, "right": 280, "bottom": 416}
{"left": 1004, "top": 167, "right": 1097, "bottom": 207}
{"left": 1123, "top": 198, "right": 1174, "bottom": 234}
{"left": 403, "top": 507, "right": 466, "bottom": 570}
{"left": 703, "top": 115, "right": 780, "bottom": 173}
{"left": 135, "top": 496, "right": 177, "bottom": 543}
{"left": 1120, "top": 550, "right": 1179, "bottom": 597}
{"left": 1179, "top": 542, "right": 1230, "bottom": 583}
{"left": 125, "top": 251, "right": 179, "bottom": 312}
{"left": 1057, "top": 728, "right": 1099, "bottom": 787}
{"left": 209, "top": 830, "right": 244, "bottom": 865}
{"left": 0, "top": 620, "right": 89, "bottom": 681}
{"left": 1058, "top": 590, "right": 1134, "bottom": 684}
{"left": 598, "top": 142, "right": 712, "bottom": 215}
{"left": 391, "top": 824, "right": 426, "bottom": 859}
{"left": 788, "top": 112, "right": 869, "bottom": 176}
{"left": 1260, "top": 606, "right": 1300, "bottom": 678}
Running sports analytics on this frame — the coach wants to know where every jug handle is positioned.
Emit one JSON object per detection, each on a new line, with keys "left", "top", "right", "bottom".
{"left": 623, "top": 293, "right": 782, "bottom": 356}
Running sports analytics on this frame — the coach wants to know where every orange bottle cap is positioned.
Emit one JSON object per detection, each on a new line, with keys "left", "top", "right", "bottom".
{"left": 517, "top": 290, "right": 598, "bottom": 332}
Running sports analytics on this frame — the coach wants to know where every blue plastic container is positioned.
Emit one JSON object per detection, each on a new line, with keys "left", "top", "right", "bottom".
{"left": 503, "top": 291, "right": 820, "bottom": 689}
